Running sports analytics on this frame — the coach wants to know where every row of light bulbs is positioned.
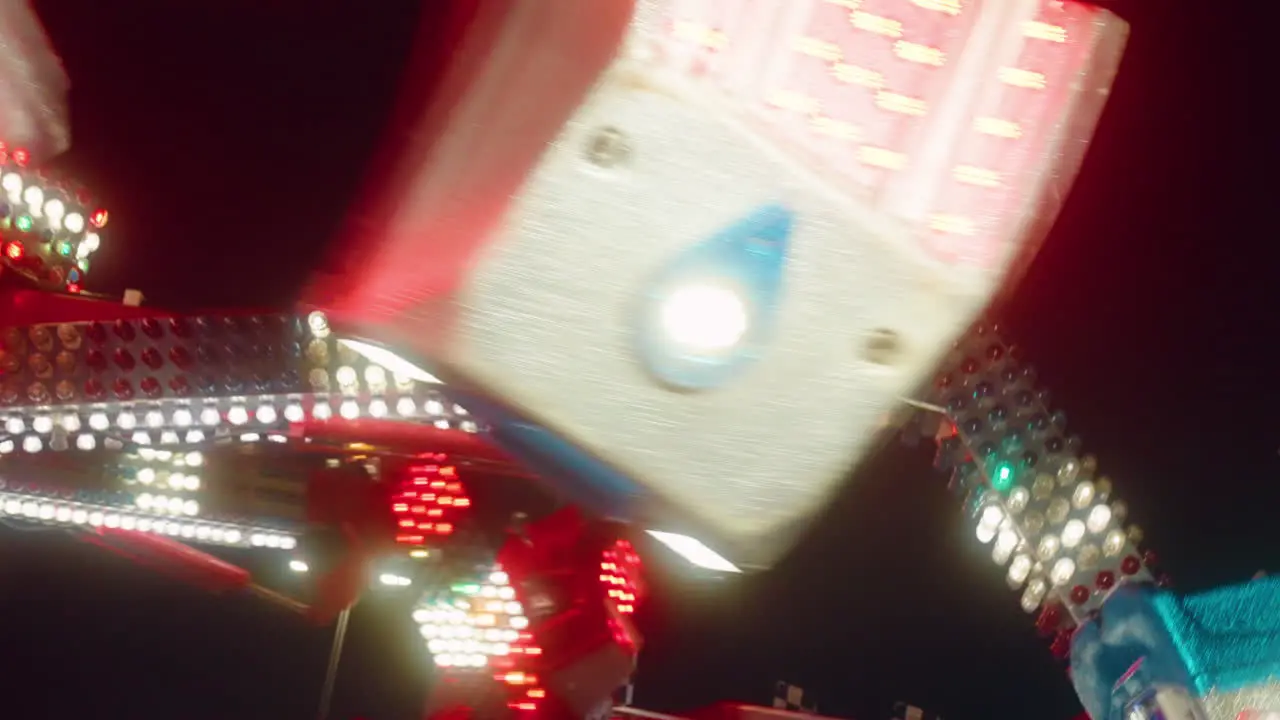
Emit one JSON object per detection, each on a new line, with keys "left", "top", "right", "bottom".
{"left": 0, "top": 490, "right": 295, "bottom": 549}
{"left": 134, "top": 492, "right": 199, "bottom": 516}
{"left": 1, "top": 395, "right": 476, "bottom": 436}
{"left": 1, "top": 173, "right": 105, "bottom": 235}
{"left": 0, "top": 428, "right": 289, "bottom": 454}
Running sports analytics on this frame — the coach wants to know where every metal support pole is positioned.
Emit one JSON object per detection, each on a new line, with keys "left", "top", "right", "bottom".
{"left": 316, "top": 606, "right": 352, "bottom": 720}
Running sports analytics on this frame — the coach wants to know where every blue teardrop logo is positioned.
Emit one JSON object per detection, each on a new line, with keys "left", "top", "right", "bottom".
{"left": 634, "top": 203, "right": 794, "bottom": 391}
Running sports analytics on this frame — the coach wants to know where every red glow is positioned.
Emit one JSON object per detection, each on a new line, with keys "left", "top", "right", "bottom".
{"left": 389, "top": 461, "right": 469, "bottom": 546}
{"left": 66, "top": 283, "right": 82, "bottom": 294}
{"left": 12, "top": 148, "right": 29, "bottom": 167}
{"left": 736, "top": 0, "right": 981, "bottom": 195}
{"left": 4, "top": 241, "right": 23, "bottom": 261}
{"left": 90, "top": 208, "right": 109, "bottom": 228}
{"left": 598, "top": 538, "right": 645, "bottom": 619}
{"left": 923, "top": 0, "right": 1101, "bottom": 266}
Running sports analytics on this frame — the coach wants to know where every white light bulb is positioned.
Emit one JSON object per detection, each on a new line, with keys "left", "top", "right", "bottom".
{"left": 64, "top": 212, "right": 85, "bottom": 234}
{"left": 1061, "top": 519, "right": 1086, "bottom": 548}
{"left": 396, "top": 397, "right": 416, "bottom": 417}
{"left": 660, "top": 283, "right": 749, "bottom": 352}
{"left": 255, "top": 405, "right": 277, "bottom": 424}
{"left": 1086, "top": 504, "right": 1113, "bottom": 534}
{"left": 22, "top": 185, "right": 42, "bottom": 209}
{"left": 1049, "top": 557, "right": 1077, "bottom": 586}
{"left": 1072, "top": 480, "right": 1095, "bottom": 509}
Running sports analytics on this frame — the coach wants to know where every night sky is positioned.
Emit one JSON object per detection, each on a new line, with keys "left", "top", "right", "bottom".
{"left": 0, "top": 2, "right": 1272, "bottom": 719}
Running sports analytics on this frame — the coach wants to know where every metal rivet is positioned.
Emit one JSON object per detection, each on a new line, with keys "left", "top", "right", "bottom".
{"left": 585, "top": 127, "right": 629, "bottom": 167}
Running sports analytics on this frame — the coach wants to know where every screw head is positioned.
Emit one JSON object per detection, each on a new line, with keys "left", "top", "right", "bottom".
{"left": 585, "top": 127, "right": 629, "bottom": 167}
{"left": 862, "top": 328, "right": 901, "bottom": 366}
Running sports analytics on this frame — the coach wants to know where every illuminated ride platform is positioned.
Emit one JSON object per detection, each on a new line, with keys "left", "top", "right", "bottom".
{"left": 3, "top": 1, "right": 1278, "bottom": 719}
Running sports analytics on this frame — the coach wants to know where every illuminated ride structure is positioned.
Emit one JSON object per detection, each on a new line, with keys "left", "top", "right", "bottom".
{"left": 1, "top": 1, "right": 1277, "bottom": 719}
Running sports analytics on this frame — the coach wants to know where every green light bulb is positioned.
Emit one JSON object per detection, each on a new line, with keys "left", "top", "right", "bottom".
{"left": 56, "top": 241, "right": 72, "bottom": 256}
{"left": 15, "top": 215, "right": 33, "bottom": 232}
{"left": 992, "top": 461, "right": 1015, "bottom": 492}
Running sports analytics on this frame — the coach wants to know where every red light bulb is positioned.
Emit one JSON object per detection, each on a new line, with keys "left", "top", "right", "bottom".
{"left": 3, "top": 241, "right": 23, "bottom": 260}
{"left": 89, "top": 208, "right": 109, "bottom": 228}
{"left": 1069, "top": 584, "right": 1090, "bottom": 605}
{"left": 1095, "top": 570, "right": 1116, "bottom": 590}
{"left": 1120, "top": 555, "right": 1142, "bottom": 575}
{"left": 12, "top": 148, "right": 29, "bottom": 167}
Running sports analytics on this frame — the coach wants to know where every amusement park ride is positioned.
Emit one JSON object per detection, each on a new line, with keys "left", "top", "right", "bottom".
{"left": 1, "top": 1, "right": 1277, "bottom": 719}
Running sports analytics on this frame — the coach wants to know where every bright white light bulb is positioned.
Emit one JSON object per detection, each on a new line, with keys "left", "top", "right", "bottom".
{"left": 255, "top": 405, "right": 277, "bottom": 424}
{"left": 44, "top": 198, "right": 65, "bottom": 220}
{"left": 88, "top": 412, "right": 109, "bottom": 431}
{"left": 1061, "top": 519, "right": 1086, "bottom": 548}
{"left": 339, "top": 400, "right": 359, "bottom": 420}
{"left": 227, "top": 406, "right": 249, "bottom": 425}
{"left": 1, "top": 172, "right": 22, "bottom": 193}
{"left": 396, "top": 397, "right": 416, "bottom": 417}
{"left": 116, "top": 412, "right": 137, "bottom": 430}
{"left": 335, "top": 366, "right": 357, "bottom": 388}
{"left": 284, "top": 403, "right": 305, "bottom": 422}
{"left": 22, "top": 436, "right": 42, "bottom": 453}
{"left": 1049, "top": 558, "right": 1077, "bottom": 586}
{"left": 1086, "top": 504, "right": 1112, "bottom": 534}
{"left": 307, "top": 311, "right": 330, "bottom": 338}
{"left": 32, "top": 416, "right": 53, "bottom": 434}
{"left": 660, "top": 283, "right": 748, "bottom": 352}
{"left": 22, "top": 185, "right": 42, "bottom": 209}
{"left": 64, "top": 212, "right": 85, "bottom": 234}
